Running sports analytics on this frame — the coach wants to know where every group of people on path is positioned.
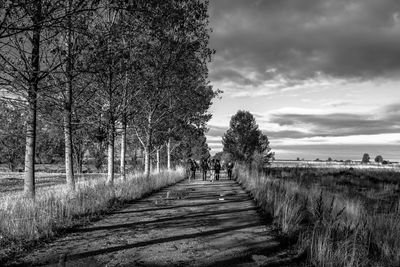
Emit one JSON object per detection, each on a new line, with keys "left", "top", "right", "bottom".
{"left": 186, "top": 158, "right": 234, "bottom": 182}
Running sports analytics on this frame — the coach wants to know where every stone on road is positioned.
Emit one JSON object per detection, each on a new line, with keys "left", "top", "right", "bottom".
{"left": 14, "top": 172, "right": 293, "bottom": 267}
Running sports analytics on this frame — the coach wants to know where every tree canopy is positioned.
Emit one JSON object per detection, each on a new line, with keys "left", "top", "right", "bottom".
{"left": 362, "top": 153, "right": 370, "bottom": 163}
{"left": 222, "top": 110, "right": 272, "bottom": 166}
{"left": 374, "top": 155, "right": 383, "bottom": 163}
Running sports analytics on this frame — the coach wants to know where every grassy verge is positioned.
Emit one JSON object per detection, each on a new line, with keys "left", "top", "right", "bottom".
{"left": 235, "top": 165, "right": 400, "bottom": 266}
{"left": 0, "top": 168, "right": 185, "bottom": 263}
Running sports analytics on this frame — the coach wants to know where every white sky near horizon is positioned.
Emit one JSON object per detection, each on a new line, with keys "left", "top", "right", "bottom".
{"left": 206, "top": 0, "right": 400, "bottom": 161}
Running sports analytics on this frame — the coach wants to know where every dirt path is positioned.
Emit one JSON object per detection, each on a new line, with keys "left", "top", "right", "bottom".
{"left": 11, "top": 172, "right": 297, "bottom": 267}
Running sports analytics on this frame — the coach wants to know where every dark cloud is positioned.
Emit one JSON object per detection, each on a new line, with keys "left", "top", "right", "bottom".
{"left": 263, "top": 130, "right": 312, "bottom": 139}
{"left": 384, "top": 103, "right": 400, "bottom": 115}
{"left": 207, "top": 103, "right": 400, "bottom": 141}
{"left": 209, "top": 0, "right": 400, "bottom": 83}
{"left": 270, "top": 108, "right": 400, "bottom": 137}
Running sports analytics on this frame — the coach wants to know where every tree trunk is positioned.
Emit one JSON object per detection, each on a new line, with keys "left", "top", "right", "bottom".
{"left": 76, "top": 156, "right": 83, "bottom": 173}
{"left": 144, "top": 140, "right": 151, "bottom": 177}
{"left": 64, "top": 1, "right": 75, "bottom": 191}
{"left": 106, "top": 53, "right": 115, "bottom": 184}
{"left": 24, "top": 94, "right": 37, "bottom": 199}
{"left": 156, "top": 148, "right": 160, "bottom": 173}
{"left": 107, "top": 120, "right": 115, "bottom": 185}
{"left": 73, "top": 145, "right": 84, "bottom": 173}
{"left": 144, "top": 115, "right": 152, "bottom": 178}
{"left": 24, "top": 0, "right": 42, "bottom": 199}
{"left": 120, "top": 116, "right": 127, "bottom": 180}
{"left": 64, "top": 104, "right": 75, "bottom": 190}
{"left": 167, "top": 138, "right": 171, "bottom": 170}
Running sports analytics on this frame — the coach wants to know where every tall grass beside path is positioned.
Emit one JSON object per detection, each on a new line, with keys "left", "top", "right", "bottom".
{"left": 234, "top": 165, "right": 400, "bottom": 266}
{"left": 0, "top": 168, "right": 185, "bottom": 263}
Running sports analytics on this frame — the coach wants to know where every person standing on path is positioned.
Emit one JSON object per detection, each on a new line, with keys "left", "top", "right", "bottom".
{"left": 227, "top": 161, "right": 234, "bottom": 180}
{"left": 215, "top": 159, "right": 221, "bottom": 181}
{"left": 209, "top": 159, "right": 216, "bottom": 182}
{"left": 200, "top": 157, "right": 209, "bottom": 181}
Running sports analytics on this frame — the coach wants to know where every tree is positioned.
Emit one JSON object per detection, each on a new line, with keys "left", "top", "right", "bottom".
{"left": 88, "top": 1, "right": 135, "bottom": 184}
{"left": 361, "top": 153, "right": 370, "bottom": 164}
{"left": 374, "top": 155, "right": 383, "bottom": 164}
{"left": 222, "top": 110, "right": 272, "bottom": 165}
{"left": 132, "top": 0, "right": 215, "bottom": 177}
{"left": 172, "top": 125, "right": 210, "bottom": 161}
{"left": 0, "top": 0, "right": 67, "bottom": 198}
{"left": 54, "top": 0, "right": 99, "bottom": 191}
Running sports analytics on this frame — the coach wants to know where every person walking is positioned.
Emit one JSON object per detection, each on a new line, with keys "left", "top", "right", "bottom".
{"left": 215, "top": 159, "right": 221, "bottom": 181}
{"left": 190, "top": 159, "right": 197, "bottom": 180}
{"left": 186, "top": 159, "right": 193, "bottom": 181}
{"left": 201, "top": 157, "right": 209, "bottom": 181}
{"left": 227, "top": 161, "right": 234, "bottom": 180}
{"left": 209, "top": 159, "right": 216, "bottom": 182}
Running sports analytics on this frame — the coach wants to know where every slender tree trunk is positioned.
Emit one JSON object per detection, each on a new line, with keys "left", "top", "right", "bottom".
{"left": 107, "top": 120, "right": 115, "bottom": 185}
{"left": 144, "top": 138, "right": 151, "bottom": 177}
{"left": 76, "top": 156, "right": 83, "bottom": 173}
{"left": 64, "top": 1, "right": 75, "bottom": 191}
{"left": 24, "top": 91, "right": 37, "bottom": 199}
{"left": 144, "top": 115, "right": 152, "bottom": 178}
{"left": 120, "top": 35, "right": 128, "bottom": 180}
{"left": 106, "top": 55, "right": 115, "bottom": 184}
{"left": 73, "top": 146, "right": 84, "bottom": 173}
{"left": 167, "top": 138, "right": 171, "bottom": 170}
{"left": 64, "top": 103, "right": 75, "bottom": 190}
{"left": 24, "top": 0, "right": 42, "bottom": 199}
{"left": 156, "top": 148, "right": 160, "bottom": 173}
{"left": 120, "top": 116, "right": 127, "bottom": 180}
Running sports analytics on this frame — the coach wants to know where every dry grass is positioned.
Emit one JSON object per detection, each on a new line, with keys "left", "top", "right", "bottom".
{"left": 235, "top": 165, "right": 400, "bottom": 266}
{"left": 0, "top": 168, "right": 185, "bottom": 263}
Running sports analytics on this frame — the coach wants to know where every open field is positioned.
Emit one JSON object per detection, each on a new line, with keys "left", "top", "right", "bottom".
{"left": 236, "top": 164, "right": 400, "bottom": 266}
{"left": 0, "top": 163, "right": 147, "bottom": 195}
{"left": 0, "top": 172, "right": 107, "bottom": 195}
{"left": 271, "top": 160, "right": 400, "bottom": 170}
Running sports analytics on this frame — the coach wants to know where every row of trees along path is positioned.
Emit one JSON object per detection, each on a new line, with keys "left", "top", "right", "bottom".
{"left": 11, "top": 172, "right": 296, "bottom": 267}
{"left": 0, "top": 0, "right": 219, "bottom": 198}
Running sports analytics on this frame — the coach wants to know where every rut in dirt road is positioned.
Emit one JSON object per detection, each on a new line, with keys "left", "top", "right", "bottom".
{"left": 11, "top": 172, "right": 298, "bottom": 267}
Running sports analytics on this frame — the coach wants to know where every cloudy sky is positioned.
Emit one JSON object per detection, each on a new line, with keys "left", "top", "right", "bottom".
{"left": 206, "top": 0, "right": 400, "bottom": 161}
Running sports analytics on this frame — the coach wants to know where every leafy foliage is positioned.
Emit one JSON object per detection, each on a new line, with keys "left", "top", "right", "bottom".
{"left": 362, "top": 153, "right": 370, "bottom": 163}
{"left": 374, "top": 155, "right": 383, "bottom": 163}
{"left": 222, "top": 110, "right": 272, "bottom": 166}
